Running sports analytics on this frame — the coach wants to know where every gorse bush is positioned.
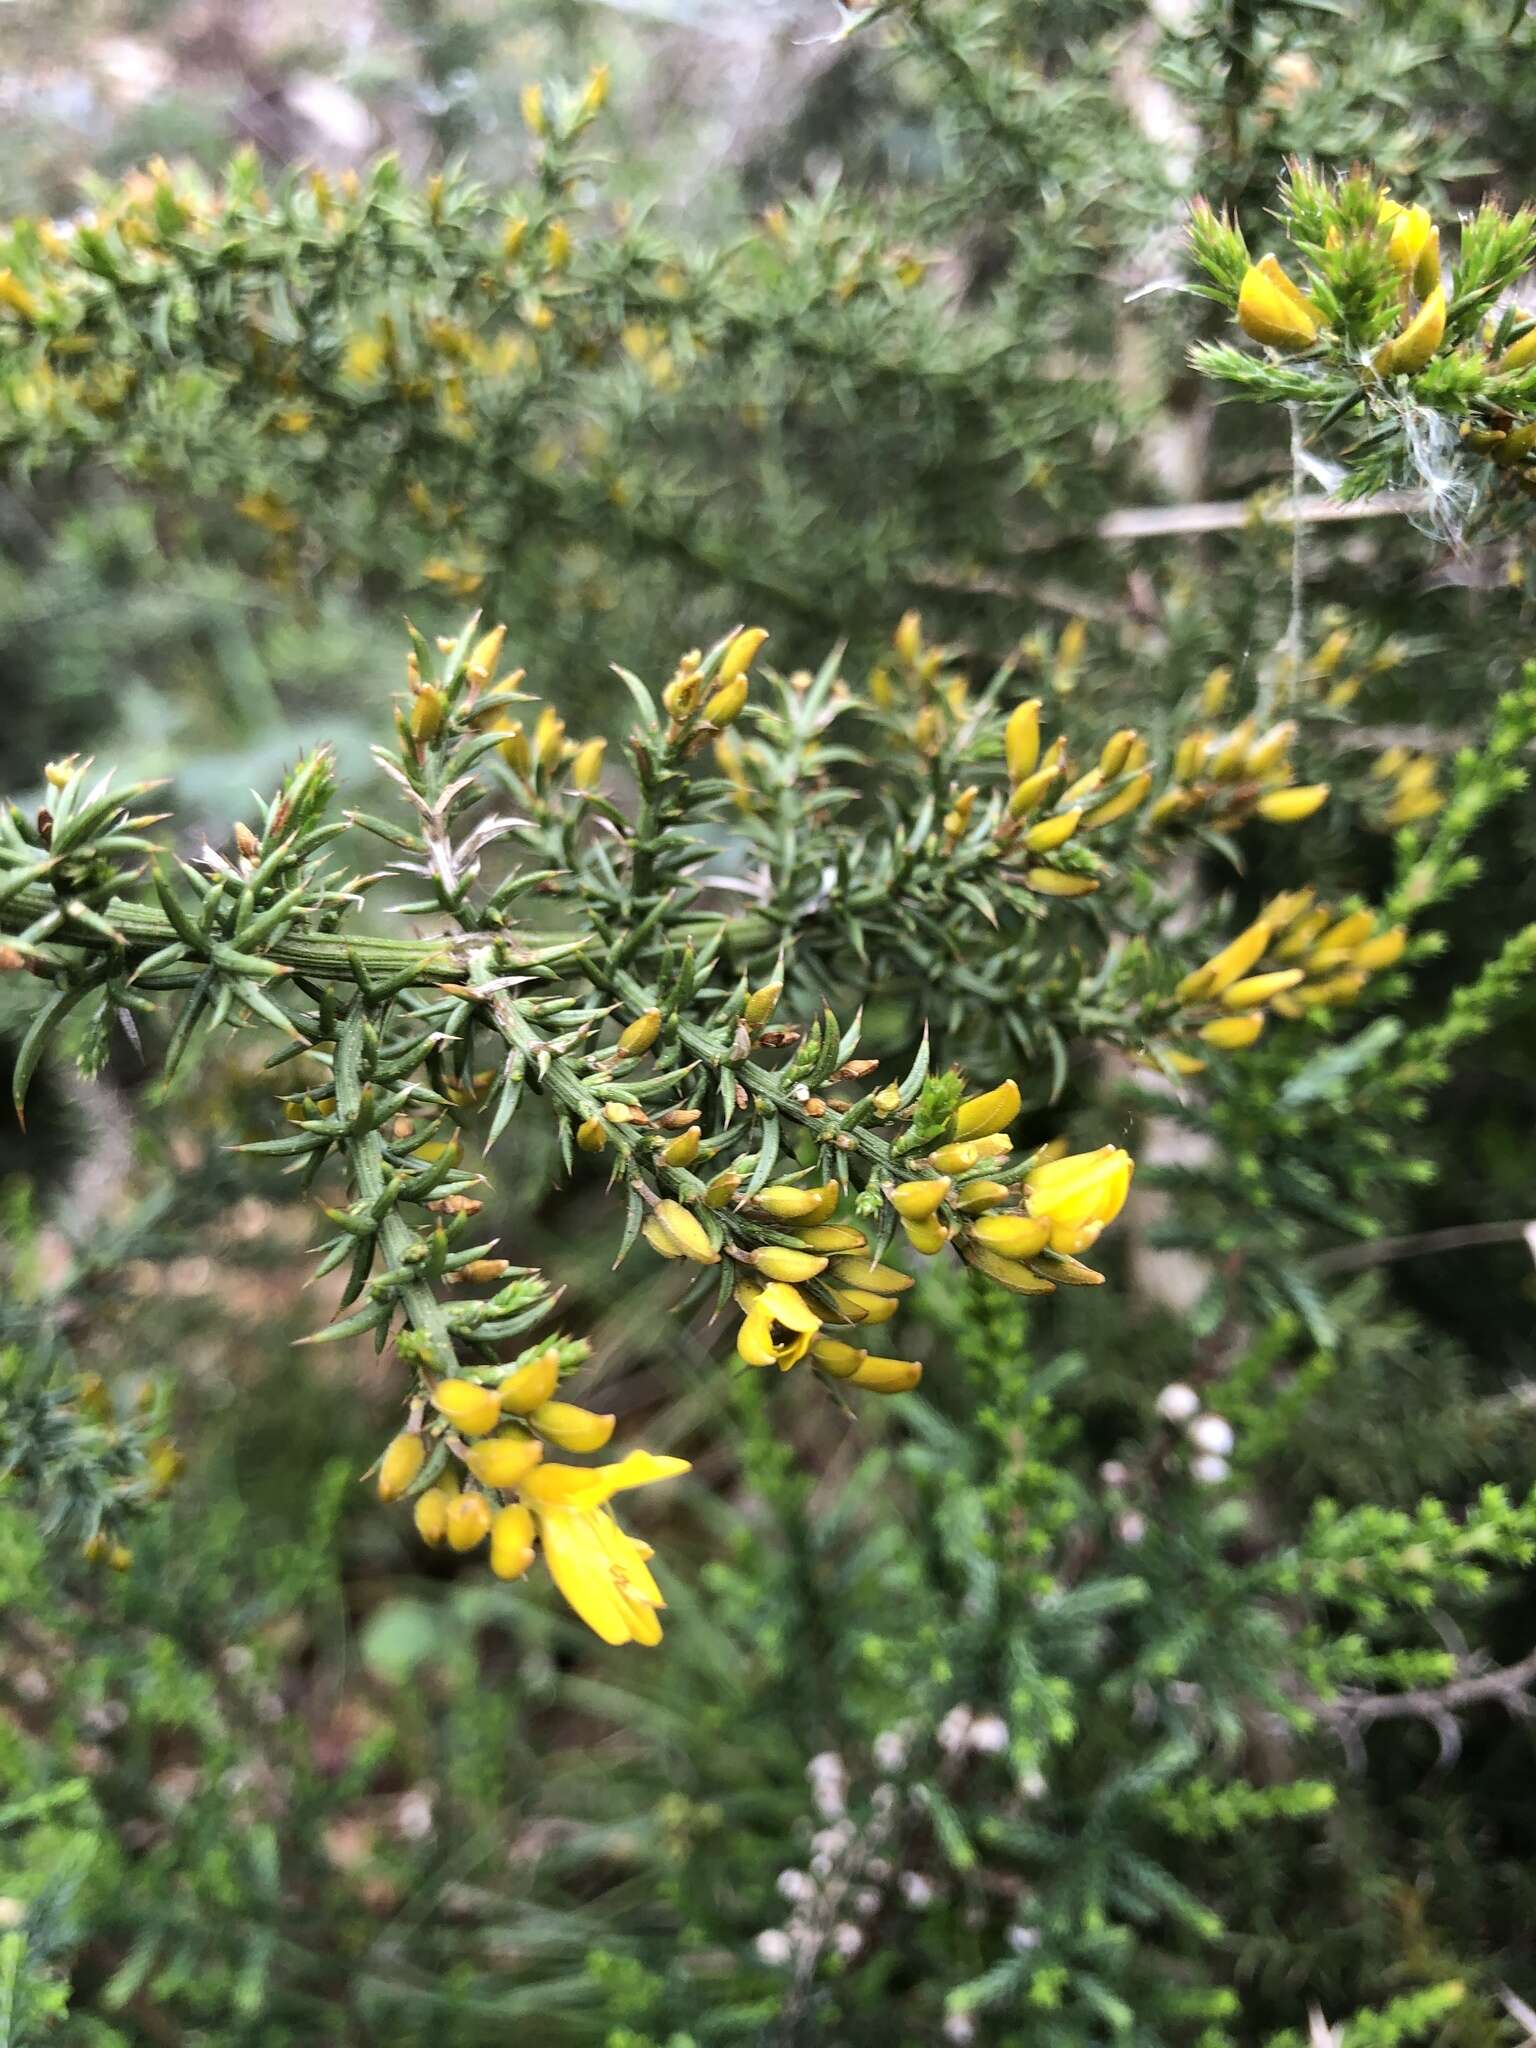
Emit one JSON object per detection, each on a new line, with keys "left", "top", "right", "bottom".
{"left": 3, "top": 4, "right": 1536, "bottom": 2041}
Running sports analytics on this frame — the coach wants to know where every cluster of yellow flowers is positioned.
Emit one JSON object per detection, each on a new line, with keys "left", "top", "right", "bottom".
{"left": 1368, "top": 745, "right": 1446, "bottom": 830}
{"left": 1152, "top": 703, "right": 1329, "bottom": 830}
{"left": 377, "top": 1362, "right": 688, "bottom": 1647}
{"left": 1235, "top": 193, "right": 1446, "bottom": 377}
{"left": 1152, "top": 890, "right": 1408, "bottom": 1069}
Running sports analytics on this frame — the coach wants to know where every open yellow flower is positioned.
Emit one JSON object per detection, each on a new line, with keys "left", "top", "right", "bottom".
{"left": 518, "top": 1451, "right": 691, "bottom": 1646}
{"left": 736, "top": 1280, "right": 822, "bottom": 1369}
{"left": 1023, "top": 1145, "right": 1134, "bottom": 1255}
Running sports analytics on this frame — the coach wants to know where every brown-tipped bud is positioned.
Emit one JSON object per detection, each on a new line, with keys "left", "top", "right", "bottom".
{"left": 656, "top": 1106, "right": 702, "bottom": 1131}
{"left": 234, "top": 820, "right": 262, "bottom": 862}
{"left": 617, "top": 1009, "right": 662, "bottom": 1059}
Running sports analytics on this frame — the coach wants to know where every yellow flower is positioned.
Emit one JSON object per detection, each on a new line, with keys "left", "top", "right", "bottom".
{"left": 1372, "top": 285, "right": 1446, "bottom": 377}
{"left": 887, "top": 1176, "right": 951, "bottom": 1222}
{"left": 377, "top": 1432, "right": 426, "bottom": 1502}
{"left": 1023, "top": 1145, "right": 1134, "bottom": 1255}
{"left": 1237, "top": 257, "right": 1322, "bottom": 350}
{"left": 736, "top": 1280, "right": 822, "bottom": 1368}
{"left": 953, "top": 1077, "right": 1021, "bottom": 1140}
{"left": 519, "top": 1451, "right": 691, "bottom": 1645}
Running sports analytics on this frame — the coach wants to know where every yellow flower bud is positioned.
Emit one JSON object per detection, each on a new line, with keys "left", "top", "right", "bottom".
{"left": 1221, "top": 968, "right": 1304, "bottom": 1007}
{"left": 1082, "top": 771, "right": 1151, "bottom": 830}
{"left": 812, "top": 1338, "right": 866, "bottom": 1377}
{"left": 661, "top": 1126, "right": 701, "bottom": 1167}
{"left": 1496, "top": 323, "right": 1536, "bottom": 374}
{"left": 1099, "top": 729, "right": 1138, "bottom": 779}
{"left": 413, "top": 1485, "right": 451, "bottom": 1546}
{"left": 431, "top": 1379, "right": 504, "bottom": 1437}
{"left": 377, "top": 1432, "right": 426, "bottom": 1502}
{"left": 544, "top": 219, "right": 572, "bottom": 270}
{"left": 521, "top": 82, "right": 546, "bottom": 135}
{"left": 953, "top": 1178, "right": 1010, "bottom": 1214}
{"left": 1200, "top": 666, "right": 1232, "bottom": 717}
{"left": 577, "top": 1115, "right": 608, "bottom": 1153}
{"left": 954, "top": 1078, "right": 1021, "bottom": 1141}
{"left": 1024, "top": 868, "right": 1099, "bottom": 897}
{"left": 1007, "top": 754, "right": 1064, "bottom": 820}
{"left": 962, "top": 1242, "right": 1056, "bottom": 1294}
{"left": 1244, "top": 721, "right": 1298, "bottom": 777}
{"left": 929, "top": 1132, "right": 1012, "bottom": 1175}
{"left": 1372, "top": 285, "right": 1446, "bottom": 377}
{"left": 490, "top": 1503, "right": 537, "bottom": 1580}
{"left": 570, "top": 737, "right": 606, "bottom": 789}
{"left": 1314, "top": 910, "right": 1376, "bottom": 952}
{"left": 1025, "top": 807, "right": 1082, "bottom": 852}
{"left": 445, "top": 1491, "right": 494, "bottom": 1552}
{"left": 826, "top": 1286, "right": 900, "bottom": 1325}
{"left": 467, "top": 622, "right": 507, "bottom": 684}
{"left": 534, "top": 705, "right": 566, "bottom": 773}
{"left": 1005, "top": 699, "right": 1042, "bottom": 782}
{"left": 1237, "top": 257, "right": 1322, "bottom": 350}
{"left": 717, "top": 626, "right": 768, "bottom": 687}
{"left": 1177, "top": 919, "right": 1272, "bottom": 1003}
{"left": 901, "top": 1216, "right": 951, "bottom": 1255}
{"left": 704, "top": 1170, "right": 742, "bottom": 1208}
{"left": 752, "top": 1245, "right": 830, "bottom": 1282}
{"left": 499, "top": 1351, "right": 561, "bottom": 1415}
{"left": 0, "top": 269, "right": 42, "bottom": 322}
{"left": 1353, "top": 926, "right": 1408, "bottom": 971}
{"left": 790, "top": 1223, "right": 868, "bottom": 1252}
{"left": 617, "top": 1009, "right": 662, "bottom": 1058}
{"left": 744, "top": 982, "right": 782, "bottom": 1029}
{"left": 410, "top": 685, "right": 448, "bottom": 743}
{"left": 968, "top": 1213, "right": 1051, "bottom": 1259}
{"left": 894, "top": 610, "right": 923, "bottom": 664}
{"left": 464, "top": 1434, "right": 547, "bottom": 1488}
{"left": 829, "top": 1257, "right": 914, "bottom": 1296}
{"left": 887, "top": 1176, "right": 952, "bottom": 1222}
{"left": 1199, "top": 1011, "right": 1266, "bottom": 1049}
{"left": 496, "top": 719, "right": 531, "bottom": 776}
{"left": 641, "top": 1199, "right": 720, "bottom": 1263}
{"left": 752, "top": 1184, "right": 831, "bottom": 1221}
{"left": 531, "top": 1402, "right": 616, "bottom": 1453}
{"left": 847, "top": 1355, "right": 923, "bottom": 1395}
{"left": 703, "top": 673, "right": 749, "bottom": 727}
{"left": 1256, "top": 783, "right": 1330, "bottom": 822}
{"left": 1384, "top": 203, "right": 1440, "bottom": 298}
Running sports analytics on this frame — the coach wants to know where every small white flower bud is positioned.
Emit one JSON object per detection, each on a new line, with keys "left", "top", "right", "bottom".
{"left": 1191, "top": 1452, "right": 1230, "bottom": 1485}
{"left": 1189, "top": 1412, "right": 1235, "bottom": 1456}
{"left": 1155, "top": 1381, "right": 1200, "bottom": 1423}
{"left": 968, "top": 1713, "right": 1009, "bottom": 1755}
{"left": 937, "top": 1705, "right": 973, "bottom": 1754}
{"left": 899, "top": 1871, "right": 935, "bottom": 1909}
{"left": 1008, "top": 1924, "right": 1042, "bottom": 1953}
{"left": 873, "top": 1728, "right": 909, "bottom": 1772}
{"left": 777, "top": 1869, "right": 814, "bottom": 1903}
{"left": 1117, "top": 1509, "right": 1147, "bottom": 1545}
{"left": 755, "top": 1929, "right": 793, "bottom": 1967}
{"left": 834, "top": 1922, "right": 863, "bottom": 1958}
{"left": 1098, "top": 1458, "right": 1131, "bottom": 1487}
{"left": 943, "top": 2015, "right": 977, "bottom": 2044}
